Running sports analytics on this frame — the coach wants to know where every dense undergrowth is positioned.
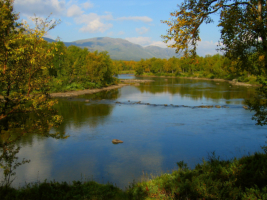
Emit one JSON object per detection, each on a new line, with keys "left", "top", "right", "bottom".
{"left": 1, "top": 151, "right": 267, "bottom": 200}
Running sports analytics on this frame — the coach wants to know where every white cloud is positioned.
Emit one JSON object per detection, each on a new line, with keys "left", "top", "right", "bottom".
{"left": 125, "top": 37, "right": 174, "bottom": 48}
{"left": 148, "top": 40, "right": 222, "bottom": 55}
{"left": 197, "top": 40, "right": 222, "bottom": 56}
{"left": 118, "top": 31, "right": 125, "bottom": 35}
{"left": 65, "top": 21, "right": 72, "bottom": 26}
{"left": 14, "top": 0, "right": 65, "bottom": 16}
{"left": 117, "top": 16, "right": 152, "bottom": 23}
{"left": 136, "top": 27, "right": 150, "bottom": 35}
{"left": 83, "top": 1, "right": 93, "bottom": 9}
{"left": 75, "top": 13, "right": 113, "bottom": 33}
{"left": 80, "top": 20, "right": 113, "bottom": 33}
{"left": 125, "top": 37, "right": 152, "bottom": 46}
{"left": 149, "top": 41, "right": 168, "bottom": 48}
{"left": 107, "top": 32, "right": 114, "bottom": 36}
{"left": 67, "top": 5, "right": 83, "bottom": 17}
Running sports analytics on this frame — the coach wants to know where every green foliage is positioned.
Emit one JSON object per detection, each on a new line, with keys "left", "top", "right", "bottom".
{"left": 246, "top": 77, "right": 267, "bottom": 125}
{"left": 0, "top": 180, "right": 125, "bottom": 200}
{"left": 47, "top": 44, "right": 118, "bottom": 92}
{"left": 1, "top": 152, "right": 267, "bottom": 199}
{"left": 135, "top": 59, "right": 145, "bottom": 75}
{"left": 127, "top": 152, "right": 267, "bottom": 199}
{"left": 0, "top": 0, "right": 64, "bottom": 187}
{"left": 134, "top": 54, "right": 258, "bottom": 84}
{"left": 161, "top": 0, "right": 267, "bottom": 125}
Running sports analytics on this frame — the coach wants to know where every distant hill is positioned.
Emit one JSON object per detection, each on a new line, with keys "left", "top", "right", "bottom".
{"left": 43, "top": 37, "right": 178, "bottom": 61}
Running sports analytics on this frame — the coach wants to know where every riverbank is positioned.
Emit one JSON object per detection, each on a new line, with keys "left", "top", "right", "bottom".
{"left": 49, "top": 84, "right": 127, "bottom": 98}
{"left": 1, "top": 151, "right": 267, "bottom": 199}
{"left": 120, "top": 79, "right": 154, "bottom": 83}
{"left": 49, "top": 79, "right": 154, "bottom": 98}
{"left": 0, "top": 79, "right": 155, "bottom": 99}
{"left": 137, "top": 74, "right": 259, "bottom": 87}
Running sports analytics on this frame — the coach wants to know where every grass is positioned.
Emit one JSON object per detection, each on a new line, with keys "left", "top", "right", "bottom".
{"left": 1, "top": 151, "right": 267, "bottom": 199}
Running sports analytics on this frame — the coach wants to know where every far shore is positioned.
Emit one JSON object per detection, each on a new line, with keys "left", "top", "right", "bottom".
{"left": 0, "top": 76, "right": 257, "bottom": 100}
{"left": 137, "top": 75, "right": 259, "bottom": 87}
{"left": 50, "top": 79, "right": 155, "bottom": 98}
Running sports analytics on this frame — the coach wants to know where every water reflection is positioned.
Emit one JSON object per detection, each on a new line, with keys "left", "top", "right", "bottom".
{"left": 2, "top": 77, "right": 266, "bottom": 189}
{"left": 136, "top": 78, "right": 255, "bottom": 105}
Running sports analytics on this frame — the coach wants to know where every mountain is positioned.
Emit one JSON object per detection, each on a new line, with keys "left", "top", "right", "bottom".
{"left": 43, "top": 37, "right": 178, "bottom": 61}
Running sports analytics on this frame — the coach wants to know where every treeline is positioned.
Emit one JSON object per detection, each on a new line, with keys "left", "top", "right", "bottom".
{"left": 47, "top": 41, "right": 119, "bottom": 92}
{"left": 131, "top": 54, "right": 258, "bottom": 84}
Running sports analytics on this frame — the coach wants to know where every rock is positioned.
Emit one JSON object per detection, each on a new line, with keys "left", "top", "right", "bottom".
{"left": 134, "top": 83, "right": 140, "bottom": 86}
{"left": 243, "top": 106, "right": 249, "bottom": 110}
{"left": 198, "top": 105, "right": 213, "bottom": 108}
{"left": 112, "top": 139, "right": 123, "bottom": 144}
{"left": 215, "top": 105, "right": 221, "bottom": 108}
{"left": 85, "top": 100, "right": 90, "bottom": 102}
{"left": 232, "top": 79, "right": 238, "bottom": 83}
{"left": 128, "top": 100, "right": 130, "bottom": 102}
{"left": 164, "top": 104, "right": 168, "bottom": 106}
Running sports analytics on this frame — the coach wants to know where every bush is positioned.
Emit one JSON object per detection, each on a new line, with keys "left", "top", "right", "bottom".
{"left": 2, "top": 152, "right": 267, "bottom": 199}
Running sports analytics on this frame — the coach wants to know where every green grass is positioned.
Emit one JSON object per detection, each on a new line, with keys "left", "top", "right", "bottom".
{"left": 1, "top": 151, "right": 267, "bottom": 199}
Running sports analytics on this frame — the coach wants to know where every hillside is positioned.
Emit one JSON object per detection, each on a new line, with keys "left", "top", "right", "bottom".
{"left": 44, "top": 37, "right": 178, "bottom": 61}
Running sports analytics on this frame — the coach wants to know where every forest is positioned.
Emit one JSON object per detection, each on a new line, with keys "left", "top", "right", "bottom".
{"left": 121, "top": 55, "right": 258, "bottom": 85}
{"left": 26, "top": 40, "right": 261, "bottom": 92}
{"left": 44, "top": 41, "right": 119, "bottom": 92}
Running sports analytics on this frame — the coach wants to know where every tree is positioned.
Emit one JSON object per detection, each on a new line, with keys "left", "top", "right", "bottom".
{"left": 162, "top": 0, "right": 267, "bottom": 125}
{"left": 85, "top": 51, "right": 115, "bottom": 86}
{"left": 135, "top": 59, "right": 145, "bottom": 75}
{"left": 0, "top": 0, "right": 64, "bottom": 186}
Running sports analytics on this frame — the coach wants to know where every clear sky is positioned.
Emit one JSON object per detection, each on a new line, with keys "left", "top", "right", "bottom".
{"left": 14, "top": 0, "right": 222, "bottom": 56}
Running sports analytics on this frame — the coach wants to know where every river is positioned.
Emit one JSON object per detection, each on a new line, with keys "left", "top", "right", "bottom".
{"left": 2, "top": 75, "right": 267, "bottom": 189}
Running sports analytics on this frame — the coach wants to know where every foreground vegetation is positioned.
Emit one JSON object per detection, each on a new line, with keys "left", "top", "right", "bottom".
{"left": 1, "top": 151, "right": 267, "bottom": 200}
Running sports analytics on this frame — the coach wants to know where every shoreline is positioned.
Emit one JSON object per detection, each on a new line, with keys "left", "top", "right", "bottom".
{"left": 0, "top": 76, "right": 257, "bottom": 99}
{"left": 120, "top": 79, "right": 154, "bottom": 83}
{"left": 137, "top": 75, "right": 259, "bottom": 87}
{"left": 49, "top": 84, "right": 127, "bottom": 98}
{"left": 49, "top": 79, "right": 155, "bottom": 98}
{"left": 0, "top": 79, "right": 154, "bottom": 99}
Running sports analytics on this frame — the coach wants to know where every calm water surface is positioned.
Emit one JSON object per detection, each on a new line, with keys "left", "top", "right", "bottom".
{"left": 5, "top": 76, "right": 267, "bottom": 188}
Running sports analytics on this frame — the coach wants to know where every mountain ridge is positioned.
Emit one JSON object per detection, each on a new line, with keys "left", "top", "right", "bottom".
{"left": 44, "top": 37, "right": 178, "bottom": 61}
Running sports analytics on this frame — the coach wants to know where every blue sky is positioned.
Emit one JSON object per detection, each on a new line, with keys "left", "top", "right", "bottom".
{"left": 14, "top": 0, "right": 222, "bottom": 56}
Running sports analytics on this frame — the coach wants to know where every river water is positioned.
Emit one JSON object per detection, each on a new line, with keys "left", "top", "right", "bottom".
{"left": 4, "top": 75, "right": 267, "bottom": 189}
